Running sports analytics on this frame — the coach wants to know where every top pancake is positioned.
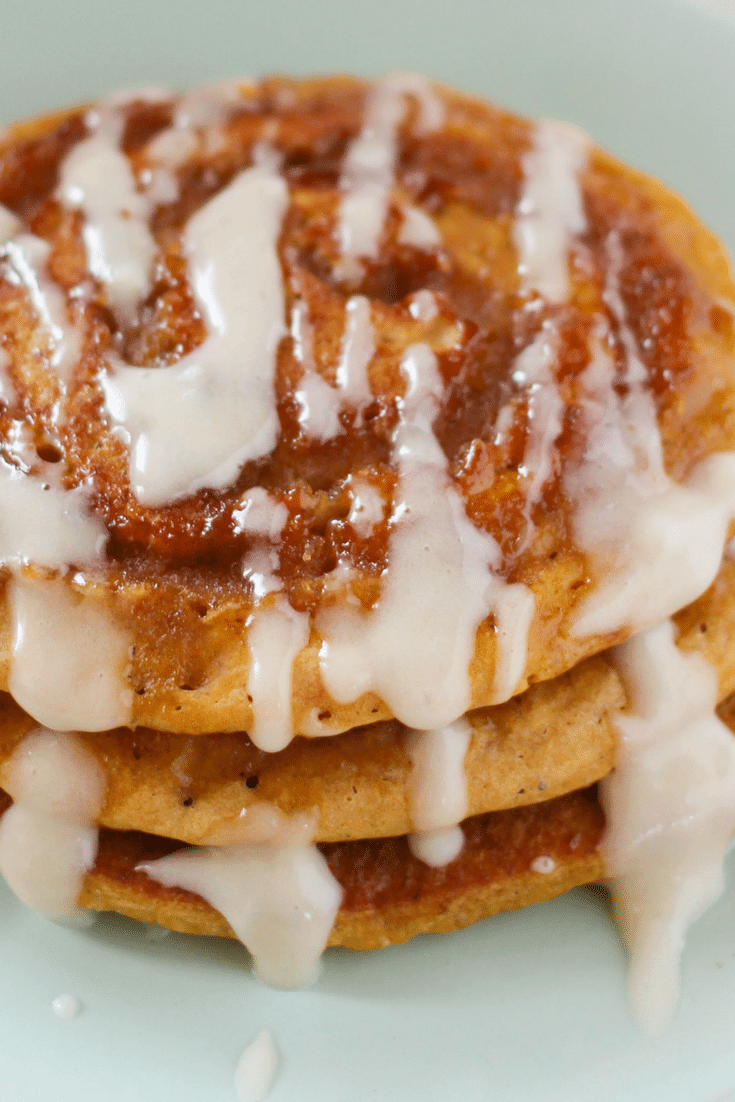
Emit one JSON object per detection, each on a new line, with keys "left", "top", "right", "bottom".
{"left": 1, "top": 76, "right": 735, "bottom": 737}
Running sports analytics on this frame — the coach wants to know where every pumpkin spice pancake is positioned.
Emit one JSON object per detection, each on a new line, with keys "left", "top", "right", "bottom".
{"left": 1, "top": 556, "right": 735, "bottom": 849}
{"left": 2, "top": 75, "right": 735, "bottom": 1012}
{"left": 3, "top": 574, "right": 735, "bottom": 971}
{"left": 2, "top": 631, "right": 735, "bottom": 960}
{"left": 0, "top": 76, "right": 735, "bottom": 742}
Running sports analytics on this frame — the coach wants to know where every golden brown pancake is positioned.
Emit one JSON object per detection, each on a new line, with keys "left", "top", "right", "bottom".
{"left": 2, "top": 567, "right": 735, "bottom": 952}
{"left": 3, "top": 652, "right": 730, "bottom": 953}
{"left": 0, "top": 785, "right": 604, "bottom": 950}
{"left": 1, "top": 657, "right": 620, "bottom": 843}
{"left": 2, "top": 555, "right": 734, "bottom": 846}
{"left": 0, "top": 77, "right": 734, "bottom": 734}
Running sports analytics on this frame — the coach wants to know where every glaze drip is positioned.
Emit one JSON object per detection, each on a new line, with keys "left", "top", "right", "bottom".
{"left": 602, "top": 621, "right": 735, "bottom": 1031}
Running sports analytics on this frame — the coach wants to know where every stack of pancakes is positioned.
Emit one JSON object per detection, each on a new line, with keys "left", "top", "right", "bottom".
{"left": 1, "top": 75, "right": 735, "bottom": 987}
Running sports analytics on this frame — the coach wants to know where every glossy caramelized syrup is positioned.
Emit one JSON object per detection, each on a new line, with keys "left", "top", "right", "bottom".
{"left": 0, "top": 82, "right": 700, "bottom": 587}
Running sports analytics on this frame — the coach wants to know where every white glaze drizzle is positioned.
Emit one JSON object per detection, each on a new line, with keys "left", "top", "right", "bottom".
{"left": 139, "top": 163, "right": 179, "bottom": 207}
{"left": 235, "top": 1028, "right": 279, "bottom": 1102}
{"left": 511, "top": 322, "right": 565, "bottom": 546}
{"left": 140, "top": 110, "right": 196, "bottom": 208}
{"left": 174, "top": 79, "right": 244, "bottom": 130}
{"left": 0, "top": 457, "right": 106, "bottom": 569}
{"left": 60, "top": 107, "right": 157, "bottom": 324}
{"left": 0, "top": 203, "right": 20, "bottom": 242}
{"left": 570, "top": 239, "right": 735, "bottom": 637}
{"left": 0, "top": 347, "right": 14, "bottom": 406}
{"left": 408, "top": 289, "right": 439, "bottom": 322}
{"left": 398, "top": 203, "right": 441, "bottom": 250}
{"left": 338, "top": 73, "right": 443, "bottom": 259}
{"left": 514, "top": 119, "right": 589, "bottom": 304}
{"left": 246, "top": 597, "right": 310, "bottom": 752}
{"left": 405, "top": 718, "right": 471, "bottom": 867}
{"left": 0, "top": 729, "right": 105, "bottom": 920}
{"left": 141, "top": 82, "right": 244, "bottom": 205}
{"left": 1, "top": 418, "right": 37, "bottom": 471}
{"left": 405, "top": 719, "right": 471, "bottom": 831}
{"left": 233, "top": 488, "right": 288, "bottom": 540}
{"left": 336, "top": 295, "right": 374, "bottom": 411}
{"left": 530, "top": 855, "right": 556, "bottom": 875}
{"left": 319, "top": 344, "right": 534, "bottom": 727}
{"left": 102, "top": 158, "right": 288, "bottom": 505}
{"left": 346, "top": 476, "right": 385, "bottom": 537}
{"left": 242, "top": 548, "right": 283, "bottom": 600}
{"left": 9, "top": 576, "right": 132, "bottom": 731}
{"left": 294, "top": 369, "right": 343, "bottom": 441}
{"left": 497, "top": 120, "right": 589, "bottom": 546}
{"left": 0, "top": 441, "right": 130, "bottom": 735}
{"left": 408, "top": 826, "right": 464, "bottom": 867}
{"left": 2, "top": 234, "right": 82, "bottom": 383}
{"left": 293, "top": 294, "right": 375, "bottom": 440}
{"left": 291, "top": 298, "right": 342, "bottom": 441}
{"left": 141, "top": 838, "right": 342, "bottom": 989}
{"left": 147, "top": 124, "right": 196, "bottom": 166}
{"left": 52, "top": 994, "right": 83, "bottom": 1020}
{"left": 600, "top": 621, "right": 735, "bottom": 1032}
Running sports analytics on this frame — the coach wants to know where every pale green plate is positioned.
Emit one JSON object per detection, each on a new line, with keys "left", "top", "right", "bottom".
{"left": 2, "top": 1, "right": 735, "bottom": 1098}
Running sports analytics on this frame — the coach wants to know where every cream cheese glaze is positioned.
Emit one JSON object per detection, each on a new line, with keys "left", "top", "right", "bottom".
{"left": 292, "top": 292, "right": 375, "bottom": 439}
{"left": 514, "top": 119, "right": 588, "bottom": 304}
{"left": 291, "top": 298, "right": 342, "bottom": 441}
{"left": 601, "top": 621, "right": 735, "bottom": 1032}
{"left": 318, "top": 343, "right": 535, "bottom": 727}
{"left": 60, "top": 105, "right": 158, "bottom": 325}
{"left": 102, "top": 154, "right": 288, "bottom": 505}
{"left": 147, "top": 804, "right": 343, "bottom": 991}
{"left": 405, "top": 719, "right": 471, "bottom": 831}
{"left": 338, "top": 72, "right": 443, "bottom": 259}
{"left": 405, "top": 718, "right": 471, "bottom": 866}
{"left": 569, "top": 242, "right": 735, "bottom": 639}
{"left": 234, "top": 1028, "right": 279, "bottom": 1102}
{"left": 3, "top": 234, "right": 82, "bottom": 383}
{"left": 245, "top": 598, "right": 310, "bottom": 753}
{"left": 0, "top": 203, "right": 20, "bottom": 242}
{"left": 142, "top": 837, "right": 342, "bottom": 989}
{"left": 9, "top": 576, "right": 132, "bottom": 732}
{"left": 0, "top": 729, "right": 105, "bottom": 920}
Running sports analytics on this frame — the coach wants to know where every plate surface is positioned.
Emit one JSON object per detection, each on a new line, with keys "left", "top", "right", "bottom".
{"left": 2, "top": 0, "right": 735, "bottom": 1099}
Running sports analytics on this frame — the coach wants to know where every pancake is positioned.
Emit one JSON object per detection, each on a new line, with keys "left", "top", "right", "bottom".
{"left": 2, "top": 76, "right": 735, "bottom": 1014}
{"left": 0, "top": 77, "right": 734, "bottom": 740}
{"left": 0, "top": 785, "right": 605, "bottom": 950}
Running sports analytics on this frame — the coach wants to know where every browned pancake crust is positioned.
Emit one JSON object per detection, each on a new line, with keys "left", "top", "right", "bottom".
{"left": 0, "top": 653, "right": 619, "bottom": 843}
{"left": 1, "top": 78, "right": 735, "bottom": 733}
{"left": 4, "top": 666, "right": 735, "bottom": 949}
{"left": 0, "top": 786, "right": 604, "bottom": 950}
